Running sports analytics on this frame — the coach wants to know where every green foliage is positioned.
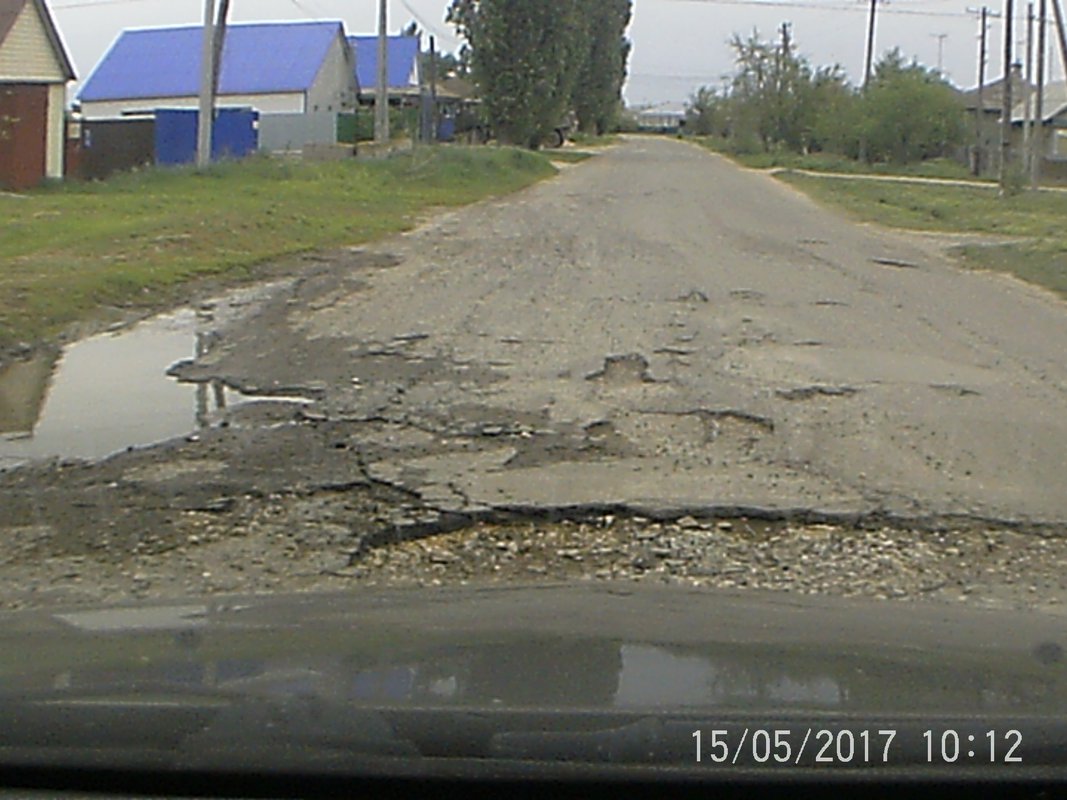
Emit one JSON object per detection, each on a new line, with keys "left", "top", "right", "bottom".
{"left": 572, "top": 0, "right": 632, "bottom": 135}
{"left": 448, "top": 0, "right": 633, "bottom": 147}
{"left": 859, "top": 49, "right": 966, "bottom": 163}
{"left": 694, "top": 34, "right": 966, "bottom": 170}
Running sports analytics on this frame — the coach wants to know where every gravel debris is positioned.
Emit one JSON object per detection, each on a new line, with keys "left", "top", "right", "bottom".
{"left": 0, "top": 502, "right": 1064, "bottom": 614}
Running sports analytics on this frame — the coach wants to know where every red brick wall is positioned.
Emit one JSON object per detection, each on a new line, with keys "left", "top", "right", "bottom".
{"left": 0, "top": 83, "right": 48, "bottom": 191}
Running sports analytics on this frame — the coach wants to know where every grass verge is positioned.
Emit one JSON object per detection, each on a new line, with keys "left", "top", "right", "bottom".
{"left": 779, "top": 173, "right": 1067, "bottom": 298}
{"left": 695, "top": 138, "right": 984, "bottom": 182}
{"left": 0, "top": 146, "right": 557, "bottom": 349}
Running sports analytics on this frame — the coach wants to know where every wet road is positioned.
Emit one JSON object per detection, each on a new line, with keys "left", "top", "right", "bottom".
{"left": 177, "top": 136, "right": 1067, "bottom": 525}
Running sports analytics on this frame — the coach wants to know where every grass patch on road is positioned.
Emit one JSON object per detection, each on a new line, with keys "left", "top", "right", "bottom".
{"left": 0, "top": 147, "right": 556, "bottom": 348}
{"left": 779, "top": 173, "right": 1067, "bottom": 298}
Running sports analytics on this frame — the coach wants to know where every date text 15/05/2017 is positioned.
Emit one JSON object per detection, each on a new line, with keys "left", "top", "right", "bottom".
{"left": 692, "top": 728, "right": 1023, "bottom": 766}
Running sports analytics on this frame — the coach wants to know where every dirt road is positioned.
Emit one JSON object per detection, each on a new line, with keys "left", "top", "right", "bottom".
{"left": 2, "top": 136, "right": 1065, "bottom": 609}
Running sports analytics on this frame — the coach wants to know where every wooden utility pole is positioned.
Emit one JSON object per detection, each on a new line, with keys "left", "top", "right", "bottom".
{"left": 974, "top": 6, "right": 989, "bottom": 175}
{"left": 212, "top": 0, "right": 232, "bottom": 99}
{"left": 1033, "top": 0, "right": 1047, "bottom": 186}
{"left": 1051, "top": 0, "right": 1067, "bottom": 96}
{"left": 1023, "top": 3, "right": 1034, "bottom": 175}
{"left": 429, "top": 34, "right": 438, "bottom": 142}
{"left": 196, "top": 0, "right": 217, "bottom": 169}
{"left": 863, "top": 0, "right": 878, "bottom": 88}
{"left": 932, "top": 33, "right": 948, "bottom": 73}
{"left": 375, "top": 0, "right": 389, "bottom": 144}
{"left": 999, "top": 0, "right": 1014, "bottom": 195}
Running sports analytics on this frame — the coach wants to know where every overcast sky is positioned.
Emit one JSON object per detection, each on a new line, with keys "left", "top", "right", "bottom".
{"left": 49, "top": 0, "right": 1060, "bottom": 106}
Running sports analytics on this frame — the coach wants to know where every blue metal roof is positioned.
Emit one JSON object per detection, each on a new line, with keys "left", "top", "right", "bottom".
{"left": 349, "top": 35, "right": 420, "bottom": 91}
{"left": 78, "top": 21, "right": 344, "bottom": 102}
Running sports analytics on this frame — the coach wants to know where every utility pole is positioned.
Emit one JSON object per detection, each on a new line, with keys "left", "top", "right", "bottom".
{"left": 196, "top": 0, "right": 217, "bottom": 169}
{"left": 429, "top": 34, "right": 438, "bottom": 143}
{"left": 375, "top": 0, "right": 390, "bottom": 144}
{"left": 999, "top": 0, "right": 1014, "bottom": 196}
{"left": 932, "top": 33, "right": 949, "bottom": 73}
{"left": 863, "top": 0, "right": 878, "bottom": 88}
{"left": 973, "top": 7, "right": 990, "bottom": 175}
{"left": 1051, "top": 0, "right": 1067, "bottom": 96}
{"left": 1032, "top": 0, "right": 1047, "bottom": 186}
{"left": 1023, "top": 4, "right": 1034, "bottom": 175}
{"left": 212, "top": 0, "right": 231, "bottom": 99}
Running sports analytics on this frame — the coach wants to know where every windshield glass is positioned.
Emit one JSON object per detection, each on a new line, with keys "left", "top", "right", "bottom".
{"left": 1, "top": 0, "right": 1065, "bottom": 786}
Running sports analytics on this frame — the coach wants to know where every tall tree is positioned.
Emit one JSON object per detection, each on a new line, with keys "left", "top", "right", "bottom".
{"left": 573, "top": 0, "right": 633, "bottom": 135}
{"left": 449, "top": 0, "right": 629, "bottom": 147}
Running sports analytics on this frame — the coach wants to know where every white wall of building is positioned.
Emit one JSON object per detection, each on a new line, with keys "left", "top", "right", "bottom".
{"left": 306, "top": 33, "right": 358, "bottom": 114}
{"left": 45, "top": 82, "right": 64, "bottom": 178}
{"left": 80, "top": 91, "right": 306, "bottom": 119}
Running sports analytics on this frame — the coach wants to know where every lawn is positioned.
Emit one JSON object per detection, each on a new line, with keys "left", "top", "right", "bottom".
{"left": 778, "top": 173, "right": 1067, "bottom": 298}
{"left": 0, "top": 147, "right": 557, "bottom": 348}
{"left": 695, "top": 138, "right": 983, "bottom": 182}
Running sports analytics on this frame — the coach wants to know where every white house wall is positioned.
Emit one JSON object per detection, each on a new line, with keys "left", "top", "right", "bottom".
{"left": 0, "top": 1, "right": 66, "bottom": 82}
{"left": 45, "top": 82, "right": 63, "bottom": 178}
{"left": 306, "top": 34, "right": 358, "bottom": 114}
{"left": 80, "top": 92, "right": 306, "bottom": 119}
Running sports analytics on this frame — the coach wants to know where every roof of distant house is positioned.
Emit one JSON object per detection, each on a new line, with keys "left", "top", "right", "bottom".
{"left": 348, "top": 35, "right": 420, "bottom": 91}
{"left": 959, "top": 72, "right": 1030, "bottom": 112}
{"left": 78, "top": 20, "right": 346, "bottom": 102}
{"left": 637, "top": 101, "right": 688, "bottom": 118}
{"left": 0, "top": 0, "right": 75, "bottom": 80}
{"left": 1011, "top": 80, "right": 1067, "bottom": 123}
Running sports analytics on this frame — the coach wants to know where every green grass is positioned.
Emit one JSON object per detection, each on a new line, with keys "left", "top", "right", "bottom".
{"left": 779, "top": 173, "right": 1067, "bottom": 297}
{"left": 695, "top": 138, "right": 983, "bottom": 182}
{"left": 0, "top": 147, "right": 557, "bottom": 348}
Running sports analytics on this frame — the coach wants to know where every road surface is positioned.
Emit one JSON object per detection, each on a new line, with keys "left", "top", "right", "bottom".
{"left": 183, "top": 135, "right": 1067, "bottom": 525}
{"left": 2, "top": 135, "right": 1066, "bottom": 609}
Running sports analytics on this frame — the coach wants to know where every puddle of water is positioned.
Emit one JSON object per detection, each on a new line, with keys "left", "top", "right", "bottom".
{"left": 0, "top": 294, "right": 304, "bottom": 470}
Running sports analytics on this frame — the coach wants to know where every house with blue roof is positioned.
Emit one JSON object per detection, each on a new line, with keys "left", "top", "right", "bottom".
{"left": 77, "top": 20, "right": 358, "bottom": 119}
{"left": 348, "top": 35, "right": 420, "bottom": 103}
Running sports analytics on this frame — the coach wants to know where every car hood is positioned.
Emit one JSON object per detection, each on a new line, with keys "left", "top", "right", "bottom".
{"left": 0, "top": 584, "right": 1065, "bottom": 780}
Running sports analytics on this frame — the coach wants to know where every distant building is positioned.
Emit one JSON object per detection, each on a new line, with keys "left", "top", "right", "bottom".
{"left": 348, "top": 34, "right": 420, "bottom": 105}
{"left": 1011, "top": 80, "right": 1067, "bottom": 158}
{"left": 0, "top": 0, "right": 76, "bottom": 189}
{"left": 635, "top": 101, "right": 687, "bottom": 133}
{"left": 958, "top": 67, "right": 1029, "bottom": 175}
{"left": 77, "top": 21, "right": 358, "bottom": 119}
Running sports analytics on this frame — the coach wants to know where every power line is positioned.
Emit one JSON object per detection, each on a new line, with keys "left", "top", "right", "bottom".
{"left": 666, "top": 0, "right": 980, "bottom": 17}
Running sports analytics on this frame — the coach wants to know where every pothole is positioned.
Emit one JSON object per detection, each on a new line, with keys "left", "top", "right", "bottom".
{"left": 586, "top": 354, "right": 655, "bottom": 385}
{"left": 0, "top": 301, "right": 308, "bottom": 470}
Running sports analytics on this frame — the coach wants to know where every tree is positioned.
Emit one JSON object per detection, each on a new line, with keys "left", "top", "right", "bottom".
{"left": 572, "top": 0, "right": 632, "bottom": 135}
{"left": 687, "top": 86, "right": 728, "bottom": 137}
{"left": 449, "top": 0, "right": 632, "bottom": 147}
{"left": 858, "top": 49, "right": 965, "bottom": 163}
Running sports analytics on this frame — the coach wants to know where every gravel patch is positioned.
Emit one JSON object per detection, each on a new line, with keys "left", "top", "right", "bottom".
{"left": 1, "top": 503, "right": 1064, "bottom": 614}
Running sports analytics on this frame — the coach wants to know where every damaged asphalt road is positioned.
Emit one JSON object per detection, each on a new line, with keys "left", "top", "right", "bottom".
{"left": 2, "top": 136, "right": 1066, "bottom": 609}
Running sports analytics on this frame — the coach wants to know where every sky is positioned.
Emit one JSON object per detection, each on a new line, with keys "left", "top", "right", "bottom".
{"left": 48, "top": 0, "right": 1063, "bottom": 107}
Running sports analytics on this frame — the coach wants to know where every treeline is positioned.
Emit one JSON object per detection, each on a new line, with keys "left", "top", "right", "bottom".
{"left": 448, "top": 0, "right": 633, "bottom": 147}
{"left": 690, "top": 26, "right": 967, "bottom": 164}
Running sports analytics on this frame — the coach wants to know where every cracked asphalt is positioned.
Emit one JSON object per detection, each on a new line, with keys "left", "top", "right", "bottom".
{"left": 1, "top": 136, "right": 1066, "bottom": 610}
